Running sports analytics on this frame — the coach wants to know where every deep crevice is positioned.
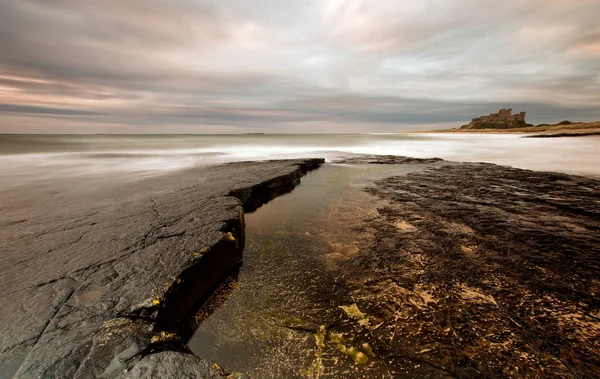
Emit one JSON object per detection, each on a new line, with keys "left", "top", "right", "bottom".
{"left": 130, "top": 160, "right": 327, "bottom": 367}
{"left": 107, "top": 159, "right": 325, "bottom": 374}
{"left": 151, "top": 159, "right": 324, "bottom": 340}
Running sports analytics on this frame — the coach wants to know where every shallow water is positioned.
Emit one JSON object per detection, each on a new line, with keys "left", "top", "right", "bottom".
{"left": 187, "top": 163, "right": 442, "bottom": 378}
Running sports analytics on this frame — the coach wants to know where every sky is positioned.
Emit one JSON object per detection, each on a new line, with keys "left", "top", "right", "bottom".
{"left": 1, "top": 0, "right": 599, "bottom": 133}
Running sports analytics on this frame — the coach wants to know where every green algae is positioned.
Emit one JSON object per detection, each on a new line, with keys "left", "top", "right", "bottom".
{"left": 339, "top": 303, "right": 370, "bottom": 327}
{"left": 304, "top": 325, "right": 327, "bottom": 378}
{"left": 362, "top": 342, "right": 374, "bottom": 357}
{"left": 328, "top": 331, "right": 370, "bottom": 365}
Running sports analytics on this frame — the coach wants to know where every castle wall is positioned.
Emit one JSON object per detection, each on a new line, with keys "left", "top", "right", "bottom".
{"left": 469, "top": 109, "right": 526, "bottom": 126}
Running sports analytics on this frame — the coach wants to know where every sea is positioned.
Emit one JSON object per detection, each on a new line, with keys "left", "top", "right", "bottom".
{"left": 1, "top": 133, "right": 599, "bottom": 186}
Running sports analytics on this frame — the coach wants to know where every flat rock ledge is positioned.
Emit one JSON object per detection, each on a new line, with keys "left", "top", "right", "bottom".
{"left": 0, "top": 158, "right": 323, "bottom": 379}
{"left": 333, "top": 155, "right": 444, "bottom": 165}
{"left": 338, "top": 159, "right": 600, "bottom": 377}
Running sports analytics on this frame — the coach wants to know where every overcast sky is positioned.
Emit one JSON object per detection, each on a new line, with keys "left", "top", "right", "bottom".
{"left": 1, "top": 0, "right": 599, "bottom": 133}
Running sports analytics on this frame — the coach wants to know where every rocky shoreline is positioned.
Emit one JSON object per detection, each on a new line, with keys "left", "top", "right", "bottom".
{"left": 332, "top": 158, "right": 600, "bottom": 377}
{"left": 0, "top": 158, "right": 323, "bottom": 378}
{"left": 183, "top": 156, "right": 600, "bottom": 378}
{"left": 2, "top": 156, "right": 599, "bottom": 378}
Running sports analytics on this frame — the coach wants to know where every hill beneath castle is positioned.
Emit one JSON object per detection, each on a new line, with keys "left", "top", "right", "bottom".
{"left": 420, "top": 120, "right": 600, "bottom": 135}
{"left": 462, "top": 119, "right": 530, "bottom": 129}
{"left": 410, "top": 108, "right": 600, "bottom": 135}
{"left": 460, "top": 108, "right": 530, "bottom": 130}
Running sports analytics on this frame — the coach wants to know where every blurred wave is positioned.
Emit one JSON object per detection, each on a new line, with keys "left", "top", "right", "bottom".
{"left": 1, "top": 134, "right": 599, "bottom": 187}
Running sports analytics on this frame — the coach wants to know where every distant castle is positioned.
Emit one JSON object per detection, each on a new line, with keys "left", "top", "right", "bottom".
{"left": 470, "top": 108, "right": 526, "bottom": 125}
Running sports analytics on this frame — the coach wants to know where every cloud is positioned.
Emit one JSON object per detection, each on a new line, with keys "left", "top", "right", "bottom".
{"left": 0, "top": 0, "right": 599, "bottom": 133}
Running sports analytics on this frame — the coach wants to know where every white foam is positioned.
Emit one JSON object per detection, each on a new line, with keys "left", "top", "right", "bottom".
{"left": 1, "top": 134, "right": 599, "bottom": 186}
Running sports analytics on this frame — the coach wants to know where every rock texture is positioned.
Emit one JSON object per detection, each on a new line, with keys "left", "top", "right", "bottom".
{"left": 334, "top": 155, "right": 444, "bottom": 165}
{"left": 123, "top": 351, "right": 247, "bottom": 379}
{"left": 0, "top": 158, "right": 323, "bottom": 378}
{"left": 337, "top": 161, "right": 600, "bottom": 377}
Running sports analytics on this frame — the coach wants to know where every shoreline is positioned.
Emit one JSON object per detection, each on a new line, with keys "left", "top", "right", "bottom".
{"left": 404, "top": 127, "right": 600, "bottom": 135}
{"left": 524, "top": 130, "right": 600, "bottom": 138}
{"left": 404, "top": 121, "right": 600, "bottom": 135}
{"left": 2, "top": 156, "right": 599, "bottom": 377}
{"left": 190, "top": 156, "right": 600, "bottom": 377}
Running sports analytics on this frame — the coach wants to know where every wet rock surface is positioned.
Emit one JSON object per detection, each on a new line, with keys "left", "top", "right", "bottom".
{"left": 123, "top": 351, "right": 248, "bottom": 379}
{"left": 0, "top": 158, "right": 323, "bottom": 378}
{"left": 334, "top": 155, "right": 444, "bottom": 165}
{"left": 3, "top": 154, "right": 599, "bottom": 378}
{"left": 338, "top": 161, "right": 600, "bottom": 378}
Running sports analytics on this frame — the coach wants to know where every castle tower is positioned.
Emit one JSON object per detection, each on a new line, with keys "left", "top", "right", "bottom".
{"left": 498, "top": 108, "right": 512, "bottom": 119}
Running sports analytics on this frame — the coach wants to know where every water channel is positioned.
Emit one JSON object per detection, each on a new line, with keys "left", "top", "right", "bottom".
{"left": 188, "top": 162, "right": 440, "bottom": 378}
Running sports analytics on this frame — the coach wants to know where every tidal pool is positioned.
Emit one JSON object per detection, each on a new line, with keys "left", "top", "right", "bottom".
{"left": 187, "top": 162, "right": 441, "bottom": 378}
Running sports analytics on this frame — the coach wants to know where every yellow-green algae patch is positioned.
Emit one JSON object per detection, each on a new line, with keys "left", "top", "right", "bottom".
{"left": 362, "top": 342, "right": 374, "bottom": 357}
{"left": 339, "top": 303, "right": 370, "bottom": 327}
{"left": 98, "top": 318, "right": 140, "bottom": 346}
{"left": 134, "top": 296, "right": 163, "bottom": 310}
{"left": 304, "top": 325, "right": 326, "bottom": 378}
{"left": 315, "top": 325, "right": 326, "bottom": 350}
{"left": 344, "top": 347, "right": 368, "bottom": 365}
{"left": 305, "top": 326, "right": 372, "bottom": 375}
{"left": 328, "top": 331, "right": 370, "bottom": 365}
{"left": 150, "top": 331, "right": 179, "bottom": 344}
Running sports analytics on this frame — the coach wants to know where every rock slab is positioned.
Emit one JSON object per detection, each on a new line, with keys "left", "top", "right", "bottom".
{"left": 0, "top": 158, "right": 323, "bottom": 378}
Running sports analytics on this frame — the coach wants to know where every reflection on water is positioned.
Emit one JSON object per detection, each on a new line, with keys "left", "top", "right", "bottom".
{"left": 187, "top": 163, "right": 441, "bottom": 378}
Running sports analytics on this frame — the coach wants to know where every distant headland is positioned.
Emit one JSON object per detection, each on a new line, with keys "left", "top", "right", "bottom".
{"left": 463, "top": 108, "right": 529, "bottom": 129}
{"left": 410, "top": 108, "right": 600, "bottom": 136}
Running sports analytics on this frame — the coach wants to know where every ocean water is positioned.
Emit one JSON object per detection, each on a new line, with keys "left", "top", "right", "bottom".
{"left": 1, "top": 134, "right": 599, "bottom": 185}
